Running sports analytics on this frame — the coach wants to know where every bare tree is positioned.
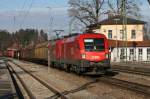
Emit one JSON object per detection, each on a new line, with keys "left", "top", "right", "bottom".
{"left": 148, "top": 0, "right": 150, "bottom": 5}
{"left": 108, "top": 0, "right": 141, "bottom": 18}
{"left": 68, "top": 0, "right": 105, "bottom": 27}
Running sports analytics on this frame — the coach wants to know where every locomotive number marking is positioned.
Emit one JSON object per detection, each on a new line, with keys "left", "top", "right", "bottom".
{"left": 91, "top": 56, "right": 100, "bottom": 59}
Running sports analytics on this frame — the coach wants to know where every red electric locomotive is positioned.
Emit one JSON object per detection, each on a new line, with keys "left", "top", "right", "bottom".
{"left": 48, "top": 33, "right": 111, "bottom": 74}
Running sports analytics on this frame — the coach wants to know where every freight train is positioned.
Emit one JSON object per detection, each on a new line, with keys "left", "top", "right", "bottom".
{"left": 19, "top": 33, "right": 111, "bottom": 75}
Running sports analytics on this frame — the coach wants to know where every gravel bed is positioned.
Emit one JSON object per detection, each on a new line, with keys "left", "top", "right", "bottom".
{"left": 112, "top": 62, "right": 150, "bottom": 69}
{"left": 12, "top": 59, "right": 150, "bottom": 99}
{"left": 0, "top": 70, "right": 9, "bottom": 80}
{"left": 113, "top": 72, "right": 150, "bottom": 86}
{"left": 13, "top": 61, "right": 99, "bottom": 98}
{"left": 8, "top": 62, "right": 54, "bottom": 99}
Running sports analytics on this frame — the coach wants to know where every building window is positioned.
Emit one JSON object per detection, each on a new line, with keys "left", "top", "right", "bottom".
{"left": 120, "top": 48, "right": 125, "bottom": 59}
{"left": 108, "top": 30, "right": 112, "bottom": 39}
{"left": 131, "top": 30, "right": 136, "bottom": 39}
{"left": 147, "top": 48, "right": 150, "bottom": 60}
{"left": 129, "top": 49, "right": 135, "bottom": 61}
{"left": 130, "top": 49, "right": 134, "bottom": 55}
{"left": 138, "top": 49, "right": 143, "bottom": 61}
{"left": 120, "top": 30, "right": 124, "bottom": 39}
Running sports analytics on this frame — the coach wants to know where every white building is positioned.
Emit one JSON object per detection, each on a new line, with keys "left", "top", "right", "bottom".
{"left": 90, "top": 16, "right": 150, "bottom": 62}
{"left": 108, "top": 40, "right": 150, "bottom": 62}
{"left": 92, "top": 16, "right": 146, "bottom": 41}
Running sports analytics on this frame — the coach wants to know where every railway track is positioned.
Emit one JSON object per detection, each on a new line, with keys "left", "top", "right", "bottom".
{"left": 96, "top": 76, "right": 150, "bottom": 96}
{"left": 6, "top": 60, "right": 68, "bottom": 99}
{"left": 0, "top": 60, "right": 21, "bottom": 99}
{"left": 6, "top": 62, "right": 34, "bottom": 99}
{"left": 112, "top": 66, "right": 150, "bottom": 76}
{"left": 7, "top": 59, "right": 150, "bottom": 97}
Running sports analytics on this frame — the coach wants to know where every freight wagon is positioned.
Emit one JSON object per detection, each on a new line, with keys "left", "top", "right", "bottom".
{"left": 34, "top": 42, "right": 48, "bottom": 64}
{"left": 19, "top": 42, "right": 48, "bottom": 63}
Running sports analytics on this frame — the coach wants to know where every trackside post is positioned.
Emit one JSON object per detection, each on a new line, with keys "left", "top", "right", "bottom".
{"left": 47, "top": 43, "right": 50, "bottom": 73}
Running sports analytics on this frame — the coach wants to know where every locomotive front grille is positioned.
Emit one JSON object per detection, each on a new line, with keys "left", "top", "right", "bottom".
{"left": 90, "top": 59, "right": 110, "bottom": 67}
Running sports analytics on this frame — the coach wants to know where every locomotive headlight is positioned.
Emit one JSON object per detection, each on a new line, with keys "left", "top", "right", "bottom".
{"left": 81, "top": 53, "right": 86, "bottom": 59}
{"left": 105, "top": 54, "right": 109, "bottom": 59}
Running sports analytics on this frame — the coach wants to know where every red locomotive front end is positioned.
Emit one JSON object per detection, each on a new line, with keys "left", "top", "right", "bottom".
{"left": 77, "top": 33, "right": 110, "bottom": 74}
{"left": 48, "top": 33, "right": 111, "bottom": 74}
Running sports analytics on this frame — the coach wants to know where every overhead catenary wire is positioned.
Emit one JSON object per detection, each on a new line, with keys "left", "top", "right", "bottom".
{"left": 19, "top": 0, "right": 34, "bottom": 29}
{"left": 18, "top": 0, "right": 27, "bottom": 18}
{"left": 15, "top": 0, "right": 27, "bottom": 31}
{"left": 17, "top": 0, "right": 68, "bottom": 29}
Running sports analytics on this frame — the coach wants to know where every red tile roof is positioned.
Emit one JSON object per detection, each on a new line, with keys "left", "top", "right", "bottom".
{"left": 108, "top": 40, "right": 150, "bottom": 47}
{"left": 99, "top": 16, "right": 146, "bottom": 25}
{"left": 88, "top": 16, "right": 146, "bottom": 29}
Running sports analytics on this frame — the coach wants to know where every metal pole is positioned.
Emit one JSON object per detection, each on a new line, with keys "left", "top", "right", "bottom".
{"left": 124, "top": 1, "right": 128, "bottom": 62}
{"left": 121, "top": 0, "right": 127, "bottom": 62}
{"left": 69, "top": 18, "right": 75, "bottom": 35}
{"left": 46, "top": 6, "right": 52, "bottom": 72}
{"left": 46, "top": 7, "right": 53, "bottom": 40}
{"left": 48, "top": 46, "right": 50, "bottom": 73}
{"left": 11, "top": 16, "right": 16, "bottom": 32}
{"left": 114, "top": 18, "right": 120, "bottom": 58}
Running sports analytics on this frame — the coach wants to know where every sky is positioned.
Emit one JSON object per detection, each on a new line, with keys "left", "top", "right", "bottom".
{"left": 0, "top": 0, "right": 150, "bottom": 35}
{"left": 0, "top": 0, "right": 69, "bottom": 36}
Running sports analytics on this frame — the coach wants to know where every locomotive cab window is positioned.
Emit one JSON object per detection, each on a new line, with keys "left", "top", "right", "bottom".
{"left": 84, "top": 38, "right": 105, "bottom": 51}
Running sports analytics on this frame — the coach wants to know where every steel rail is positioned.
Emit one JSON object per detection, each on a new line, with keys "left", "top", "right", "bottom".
{"left": 10, "top": 60, "right": 68, "bottom": 99}
{"left": 97, "top": 76, "right": 150, "bottom": 96}
{"left": 112, "top": 65, "right": 150, "bottom": 76}
{"left": 6, "top": 62, "right": 36, "bottom": 99}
